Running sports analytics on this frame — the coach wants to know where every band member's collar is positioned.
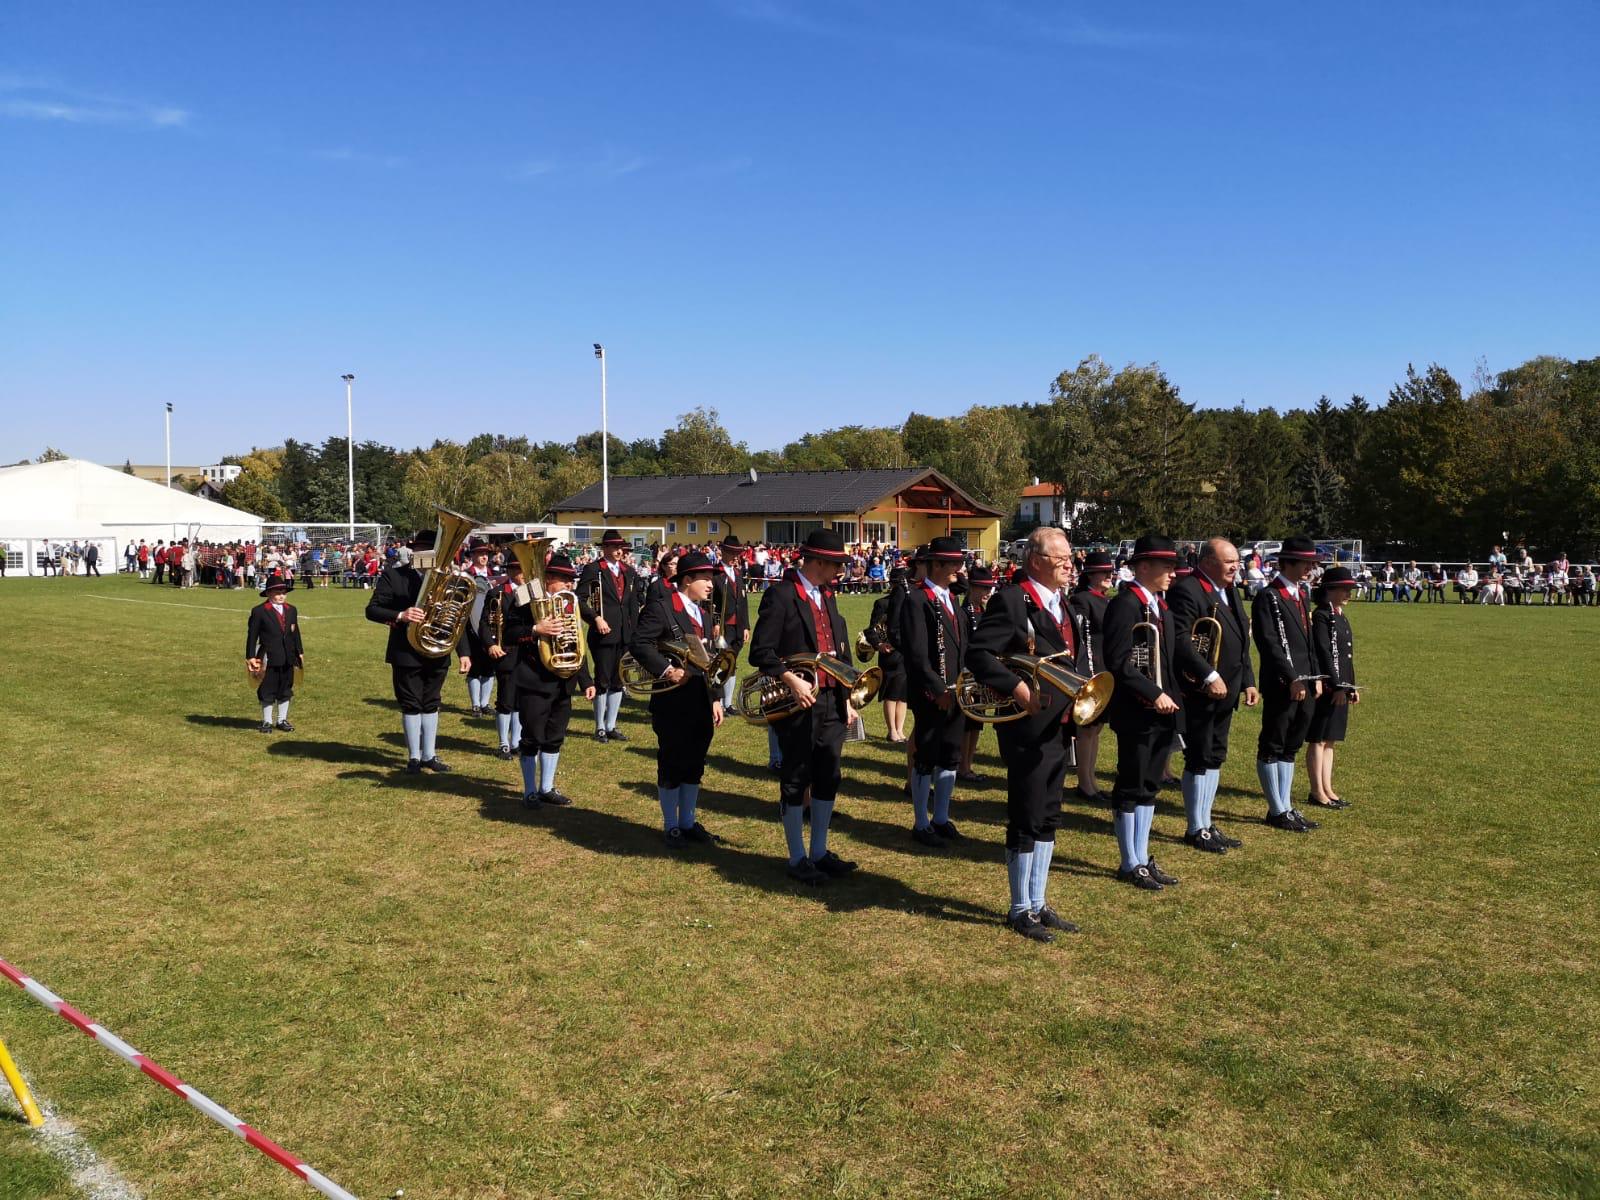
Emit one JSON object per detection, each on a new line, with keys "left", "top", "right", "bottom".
{"left": 1019, "top": 577, "right": 1061, "bottom": 620}
{"left": 1129, "top": 582, "right": 1164, "bottom": 614}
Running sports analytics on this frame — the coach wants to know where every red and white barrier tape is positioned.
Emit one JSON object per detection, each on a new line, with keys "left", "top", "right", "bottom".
{"left": 0, "top": 956, "right": 359, "bottom": 1200}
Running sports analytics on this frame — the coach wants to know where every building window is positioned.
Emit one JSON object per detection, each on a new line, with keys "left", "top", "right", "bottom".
{"left": 571, "top": 525, "right": 592, "bottom": 542}
{"left": 709, "top": 520, "right": 719, "bottom": 534}
{"left": 667, "top": 520, "right": 677, "bottom": 535}
{"left": 863, "top": 522, "right": 890, "bottom": 545}
{"left": 764, "top": 519, "right": 825, "bottom": 545}
{"left": 688, "top": 520, "right": 699, "bottom": 535}
{"left": 832, "top": 520, "right": 858, "bottom": 543}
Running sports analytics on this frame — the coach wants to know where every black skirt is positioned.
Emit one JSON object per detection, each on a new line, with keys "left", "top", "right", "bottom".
{"left": 879, "top": 662, "right": 908, "bottom": 703}
{"left": 1307, "top": 692, "right": 1350, "bottom": 743}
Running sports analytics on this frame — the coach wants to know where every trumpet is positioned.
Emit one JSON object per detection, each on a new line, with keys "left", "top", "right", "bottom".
{"left": 1130, "top": 620, "right": 1163, "bottom": 690}
{"left": 1189, "top": 613, "right": 1222, "bottom": 675}
{"left": 954, "top": 654, "right": 1113, "bottom": 726}
{"left": 738, "top": 653, "right": 883, "bottom": 724}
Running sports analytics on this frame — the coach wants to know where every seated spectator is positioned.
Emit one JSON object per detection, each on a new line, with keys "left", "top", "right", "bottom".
{"left": 1376, "top": 560, "right": 1398, "bottom": 601}
{"left": 1401, "top": 561, "right": 1422, "bottom": 602}
{"left": 1504, "top": 566, "right": 1525, "bottom": 605}
{"left": 1479, "top": 571, "right": 1505, "bottom": 605}
{"left": 1455, "top": 564, "right": 1479, "bottom": 603}
{"left": 1546, "top": 564, "right": 1568, "bottom": 605}
{"left": 1424, "top": 564, "right": 1446, "bottom": 602}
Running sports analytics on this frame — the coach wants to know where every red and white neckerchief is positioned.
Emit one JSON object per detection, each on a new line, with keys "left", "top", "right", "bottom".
{"left": 1020, "top": 577, "right": 1075, "bottom": 657}
{"left": 1129, "top": 582, "right": 1166, "bottom": 619}
{"left": 269, "top": 601, "right": 287, "bottom": 630}
{"left": 1195, "top": 570, "right": 1231, "bottom": 609}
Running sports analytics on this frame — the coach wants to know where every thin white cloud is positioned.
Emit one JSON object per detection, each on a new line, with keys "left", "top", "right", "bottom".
{"left": 314, "top": 147, "right": 408, "bottom": 169}
{"left": 0, "top": 79, "right": 191, "bottom": 128}
{"left": 514, "top": 147, "right": 652, "bottom": 182}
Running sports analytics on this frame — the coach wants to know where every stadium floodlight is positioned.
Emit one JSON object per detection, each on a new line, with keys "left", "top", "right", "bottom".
{"left": 342, "top": 374, "right": 356, "bottom": 540}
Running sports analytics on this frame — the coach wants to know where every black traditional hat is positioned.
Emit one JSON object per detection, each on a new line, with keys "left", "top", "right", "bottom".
{"left": 889, "top": 566, "right": 908, "bottom": 582}
{"left": 677, "top": 551, "right": 717, "bottom": 577}
{"left": 259, "top": 576, "right": 292, "bottom": 597}
{"left": 720, "top": 533, "right": 743, "bottom": 549}
{"left": 1128, "top": 533, "right": 1179, "bottom": 564}
{"left": 600, "top": 529, "right": 628, "bottom": 547}
{"left": 800, "top": 528, "right": 848, "bottom": 562}
{"left": 926, "top": 536, "right": 965, "bottom": 563}
{"left": 545, "top": 554, "right": 576, "bottom": 579}
{"left": 1082, "top": 550, "right": 1115, "bottom": 573}
{"left": 1280, "top": 534, "right": 1319, "bottom": 562}
{"left": 968, "top": 563, "right": 997, "bottom": 586}
{"left": 1320, "top": 565, "right": 1356, "bottom": 588}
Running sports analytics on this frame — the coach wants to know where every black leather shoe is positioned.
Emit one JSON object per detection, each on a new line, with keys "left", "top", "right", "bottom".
{"left": 1184, "top": 828, "right": 1227, "bottom": 854}
{"left": 812, "top": 851, "right": 857, "bottom": 877}
{"left": 522, "top": 791, "right": 542, "bottom": 810}
{"left": 680, "top": 822, "right": 712, "bottom": 844}
{"left": 786, "top": 859, "right": 826, "bottom": 885}
{"left": 663, "top": 827, "right": 685, "bottom": 849}
{"left": 1265, "top": 810, "right": 1308, "bottom": 832}
{"left": 1034, "top": 906, "right": 1079, "bottom": 933}
{"left": 1117, "top": 864, "right": 1163, "bottom": 890}
{"left": 497, "top": 745, "right": 514, "bottom": 760}
{"left": 911, "top": 825, "right": 945, "bottom": 848}
{"left": 1288, "top": 808, "right": 1320, "bottom": 830}
{"left": 593, "top": 730, "right": 608, "bottom": 743}
{"left": 1305, "top": 795, "right": 1341, "bottom": 809}
{"left": 931, "top": 820, "right": 964, "bottom": 842}
{"left": 605, "top": 730, "right": 627, "bottom": 742}
{"left": 1159, "top": 776, "right": 1181, "bottom": 789}
{"left": 421, "top": 757, "right": 451, "bottom": 773}
{"left": 1326, "top": 797, "right": 1352, "bottom": 809}
{"left": 257, "top": 722, "right": 273, "bottom": 734}
{"left": 404, "top": 758, "right": 423, "bottom": 775}
{"left": 1007, "top": 911, "right": 1055, "bottom": 943}
{"left": 1146, "top": 858, "right": 1179, "bottom": 886}
{"left": 1210, "top": 825, "right": 1242, "bottom": 848}
{"left": 541, "top": 789, "right": 573, "bottom": 807}
{"left": 276, "top": 721, "right": 294, "bottom": 732}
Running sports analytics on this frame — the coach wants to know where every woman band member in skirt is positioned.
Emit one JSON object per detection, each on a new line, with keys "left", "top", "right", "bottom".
{"left": 1306, "top": 566, "right": 1359, "bottom": 810}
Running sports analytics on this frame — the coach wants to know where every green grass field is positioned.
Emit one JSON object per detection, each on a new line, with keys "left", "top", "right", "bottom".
{"left": 1, "top": 574, "right": 1596, "bottom": 1199}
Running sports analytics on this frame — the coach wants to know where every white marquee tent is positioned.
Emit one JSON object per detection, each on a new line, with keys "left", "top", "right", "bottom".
{"left": 0, "top": 458, "right": 263, "bottom": 577}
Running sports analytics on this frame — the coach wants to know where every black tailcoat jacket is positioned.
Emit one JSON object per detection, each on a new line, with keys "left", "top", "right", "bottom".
{"left": 899, "top": 582, "right": 964, "bottom": 702}
{"left": 577, "top": 559, "right": 640, "bottom": 649}
{"left": 1168, "top": 573, "right": 1255, "bottom": 697}
{"left": 749, "top": 572, "right": 850, "bottom": 678}
{"left": 1251, "top": 579, "right": 1317, "bottom": 688}
{"left": 965, "top": 582, "right": 1075, "bottom": 743}
{"left": 1102, "top": 586, "right": 1181, "bottom": 730}
{"left": 245, "top": 601, "right": 303, "bottom": 667}
{"left": 367, "top": 564, "right": 463, "bottom": 667}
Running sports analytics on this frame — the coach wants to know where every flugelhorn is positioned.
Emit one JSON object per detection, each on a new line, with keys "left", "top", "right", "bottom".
{"left": 854, "top": 619, "right": 888, "bottom": 662}
{"left": 738, "top": 653, "right": 883, "bottom": 724}
{"left": 406, "top": 506, "right": 481, "bottom": 657}
{"left": 954, "top": 654, "right": 1113, "bottom": 726}
{"left": 1129, "top": 619, "right": 1163, "bottom": 690}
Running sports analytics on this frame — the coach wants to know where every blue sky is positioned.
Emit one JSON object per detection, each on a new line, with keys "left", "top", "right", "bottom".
{"left": 3, "top": 1, "right": 1596, "bottom": 466}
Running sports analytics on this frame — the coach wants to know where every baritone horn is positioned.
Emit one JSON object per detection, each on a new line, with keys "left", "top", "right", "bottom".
{"left": 405, "top": 506, "right": 482, "bottom": 657}
{"left": 738, "top": 653, "right": 883, "bottom": 724}
{"left": 954, "top": 654, "right": 1113, "bottom": 726}
{"left": 854, "top": 619, "right": 888, "bottom": 663}
{"left": 621, "top": 635, "right": 740, "bottom": 699}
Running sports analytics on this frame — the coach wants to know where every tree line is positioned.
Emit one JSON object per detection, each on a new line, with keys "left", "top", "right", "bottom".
{"left": 192, "top": 352, "right": 1597, "bottom": 560}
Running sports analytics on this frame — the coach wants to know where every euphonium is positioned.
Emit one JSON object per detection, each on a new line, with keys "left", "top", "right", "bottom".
{"left": 1130, "top": 619, "right": 1163, "bottom": 690}
{"left": 1189, "top": 613, "right": 1223, "bottom": 675}
{"left": 738, "top": 653, "right": 883, "bottom": 724}
{"left": 512, "top": 536, "right": 587, "bottom": 679}
{"left": 405, "top": 506, "right": 482, "bottom": 657}
{"left": 621, "top": 635, "right": 741, "bottom": 699}
{"left": 954, "top": 654, "right": 1114, "bottom": 726}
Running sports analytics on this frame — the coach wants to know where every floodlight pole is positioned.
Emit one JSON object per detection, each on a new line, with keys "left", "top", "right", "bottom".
{"left": 164, "top": 402, "right": 173, "bottom": 489}
{"left": 342, "top": 374, "right": 356, "bottom": 539}
{"left": 594, "top": 344, "right": 608, "bottom": 517}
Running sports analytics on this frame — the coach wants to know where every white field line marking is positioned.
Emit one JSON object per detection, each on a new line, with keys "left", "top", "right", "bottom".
{"left": 79, "top": 593, "right": 354, "bottom": 620}
{"left": 1, "top": 1082, "right": 144, "bottom": 1200}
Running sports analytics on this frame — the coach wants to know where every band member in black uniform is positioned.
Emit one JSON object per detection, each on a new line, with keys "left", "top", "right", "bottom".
{"left": 966, "top": 527, "right": 1081, "bottom": 943}
{"left": 246, "top": 577, "right": 303, "bottom": 732}
{"left": 1169, "top": 538, "right": 1259, "bottom": 853}
{"left": 1066, "top": 551, "right": 1115, "bottom": 801}
{"left": 631, "top": 552, "right": 725, "bottom": 847}
{"left": 901, "top": 536, "right": 970, "bottom": 847}
{"left": 503, "top": 553, "right": 595, "bottom": 808}
{"left": 1103, "top": 534, "right": 1182, "bottom": 890}
{"left": 578, "top": 531, "right": 637, "bottom": 744}
{"left": 957, "top": 563, "right": 997, "bottom": 783}
{"left": 711, "top": 535, "right": 751, "bottom": 712}
{"left": 483, "top": 555, "right": 524, "bottom": 759}
{"left": 869, "top": 567, "right": 909, "bottom": 743}
{"left": 461, "top": 543, "right": 497, "bottom": 717}
{"left": 366, "top": 537, "right": 470, "bottom": 774}
{"left": 1251, "top": 534, "right": 1323, "bottom": 832}
{"left": 749, "top": 529, "right": 859, "bottom": 885}
{"left": 895, "top": 547, "right": 929, "bottom": 794}
{"left": 1306, "top": 566, "right": 1358, "bottom": 810}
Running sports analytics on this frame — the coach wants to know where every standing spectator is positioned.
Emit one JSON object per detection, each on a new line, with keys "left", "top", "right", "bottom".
{"left": 0, "top": 540, "right": 8, "bottom": 577}
{"left": 137, "top": 540, "right": 150, "bottom": 578}
{"left": 152, "top": 541, "right": 167, "bottom": 584}
{"left": 84, "top": 541, "right": 100, "bottom": 577}
{"left": 123, "top": 542, "right": 136, "bottom": 573}
{"left": 182, "top": 542, "right": 197, "bottom": 589}
{"left": 40, "top": 539, "right": 56, "bottom": 576}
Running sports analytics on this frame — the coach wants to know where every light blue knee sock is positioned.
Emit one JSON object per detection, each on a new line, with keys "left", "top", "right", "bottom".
{"left": 932, "top": 769, "right": 957, "bottom": 825}
{"left": 539, "top": 751, "right": 560, "bottom": 793}
{"left": 262, "top": 705, "right": 275, "bottom": 725}
{"left": 1006, "top": 847, "right": 1034, "bottom": 918}
{"left": 722, "top": 676, "right": 736, "bottom": 709}
{"left": 1028, "top": 839, "right": 1054, "bottom": 912}
{"left": 604, "top": 691, "right": 622, "bottom": 732}
{"left": 1114, "top": 811, "right": 1138, "bottom": 871}
{"left": 659, "top": 786, "right": 681, "bottom": 832}
{"left": 402, "top": 713, "right": 422, "bottom": 760}
{"left": 1134, "top": 804, "right": 1154, "bottom": 864}
{"left": 420, "top": 712, "right": 439, "bottom": 760}
{"left": 495, "top": 712, "right": 511, "bottom": 746}
{"left": 781, "top": 804, "right": 807, "bottom": 865}
{"left": 911, "top": 772, "right": 932, "bottom": 829}
{"left": 1181, "top": 771, "right": 1203, "bottom": 835}
{"left": 520, "top": 755, "right": 540, "bottom": 798}
{"left": 809, "top": 799, "right": 833, "bottom": 860}
{"left": 766, "top": 727, "right": 782, "bottom": 767}
{"left": 677, "top": 783, "right": 700, "bottom": 831}
{"left": 1203, "top": 768, "right": 1221, "bottom": 827}
{"left": 1276, "top": 759, "right": 1296, "bottom": 808}
{"left": 276, "top": 700, "right": 290, "bottom": 723}
{"left": 1258, "top": 759, "right": 1287, "bottom": 815}
{"left": 510, "top": 711, "right": 522, "bottom": 746}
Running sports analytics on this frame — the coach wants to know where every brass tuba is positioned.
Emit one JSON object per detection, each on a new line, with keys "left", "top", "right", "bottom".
{"left": 738, "top": 653, "right": 883, "bottom": 725}
{"left": 405, "top": 507, "right": 482, "bottom": 657}
{"left": 955, "top": 654, "right": 1113, "bottom": 726}
{"left": 511, "top": 537, "right": 588, "bottom": 679}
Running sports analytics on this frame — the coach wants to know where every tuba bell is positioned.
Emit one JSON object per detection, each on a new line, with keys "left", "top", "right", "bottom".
{"left": 955, "top": 654, "right": 1114, "bottom": 726}
{"left": 738, "top": 653, "right": 883, "bottom": 724}
{"left": 405, "top": 506, "right": 482, "bottom": 657}
{"left": 512, "top": 537, "right": 588, "bottom": 679}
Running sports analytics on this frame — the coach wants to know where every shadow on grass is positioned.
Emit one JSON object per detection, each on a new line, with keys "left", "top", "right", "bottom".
{"left": 185, "top": 713, "right": 269, "bottom": 730}
{"left": 377, "top": 730, "right": 496, "bottom": 756}
{"left": 477, "top": 789, "right": 1001, "bottom": 927}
